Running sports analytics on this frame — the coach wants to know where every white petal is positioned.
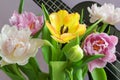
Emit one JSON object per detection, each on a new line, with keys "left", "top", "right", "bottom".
{"left": 0, "top": 25, "right": 44, "bottom": 66}
{"left": 17, "top": 59, "right": 29, "bottom": 65}
{"left": 14, "top": 47, "right": 26, "bottom": 57}
{"left": 0, "top": 60, "right": 9, "bottom": 67}
{"left": 28, "top": 39, "right": 44, "bottom": 57}
{"left": 0, "top": 34, "right": 3, "bottom": 48}
{"left": 88, "top": 3, "right": 120, "bottom": 25}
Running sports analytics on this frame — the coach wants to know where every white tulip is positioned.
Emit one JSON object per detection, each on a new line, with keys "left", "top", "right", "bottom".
{"left": 88, "top": 3, "right": 120, "bottom": 25}
{"left": 0, "top": 25, "right": 44, "bottom": 66}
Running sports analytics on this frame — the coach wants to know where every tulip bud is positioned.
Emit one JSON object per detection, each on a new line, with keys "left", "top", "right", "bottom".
{"left": 65, "top": 45, "right": 84, "bottom": 62}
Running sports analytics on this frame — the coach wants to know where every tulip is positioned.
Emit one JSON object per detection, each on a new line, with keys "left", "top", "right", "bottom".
{"left": 83, "top": 33, "right": 118, "bottom": 72}
{"left": 66, "top": 45, "right": 84, "bottom": 62}
{"left": 0, "top": 25, "right": 44, "bottom": 66}
{"left": 9, "top": 11, "right": 43, "bottom": 35}
{"left": 46, "top": 10, "right": 86, "bottom": 43}
{"left": 88, "top": 3, "right": 120, "bottom": 25}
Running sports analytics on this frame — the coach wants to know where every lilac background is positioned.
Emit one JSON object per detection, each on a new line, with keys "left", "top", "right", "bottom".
{"left": 0, "top": 0, "right": 120, "bottom": 80}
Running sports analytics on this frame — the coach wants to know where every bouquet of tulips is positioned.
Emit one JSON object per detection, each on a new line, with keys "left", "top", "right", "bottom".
{"left": 0, "top": 0, "right": 119, "bottom": 80}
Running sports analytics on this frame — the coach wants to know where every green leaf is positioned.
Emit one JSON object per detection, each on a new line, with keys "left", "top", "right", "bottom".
{"left": 19, "top": 57, "right": 44, "bottom": 80}
{"left": 1, "top": 64, "right": 25, "bottom": 80}
{"left": 41, "top": 24, "right": 51, "bottom": 63}
{"left": 41, "top": 4, "right": 51, "bottom": 41}
{"left": 99, "top": 23, "right": 108, "bottom": 32}
{"left": 86, "top": 19, "right": 102, "bottom": 34}
{"left": 80, "top": 9, "right": 84, "bottom": 24}
{"left": 29, "top": 58, "right": 41, "bottom": 73}
{"left": 50, "top": 61, "right": 67, "bottom": 80}
{"left": 38, "top": 72, "right": 49, "bottom": 80}
{"left": 74, "top": 69, "right": 84, "bottom": 80}
{"left": 50, "top": 37, "right": 61, "bottom": 61}
{"left": 18, "top": 0, "right": 24, "bottom": 14}
{"left": 2, "top": 71, "right": 24, "bottom": 80}
{"left": 41, "top": 4, "right": 51, "bottom": 63}
{"left": 73, "top": 65, "right": 88, "bottom": 80}
{"left": 65, "top": 68, "right": 74, "bottom": 80}
{"left": 42, "top": 40, "right": 58, "bottom": 62}
{"left": 42, "top": 4, "right": 50, "bottom": 21}
{"left": 19, "top": 63, "right": 37, "bottom": 80}
{"left": 91, "top": 68, "right": 107, "bottom": 80}
{"left": 82, "top": 65, "right": 88, "bottom": 78}
{"left": 41, "top": 24, "right": 51, "bottom": 40}
{"left": 41, "top": 46, "right": 51, "bottom": 63}
{"left": 80, "top": 19, "right": 102, "bottom": 41}
{"left": 62, "top": 38, "right": 79, "bottom": 54}
{"left": 71, "top": 54, "right": 104, "bottom": 69}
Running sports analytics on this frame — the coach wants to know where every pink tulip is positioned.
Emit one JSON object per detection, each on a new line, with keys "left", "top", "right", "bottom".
{"left": 9, "top": 11, "right": 43, "bottom": 35}
{"left": 83, "top": 33, "right": 118, "bottom": 72}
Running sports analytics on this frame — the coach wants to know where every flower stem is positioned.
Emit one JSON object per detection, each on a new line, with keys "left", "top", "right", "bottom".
{"left": 76, "top": 69, "right": 84, "bottom": 80}
{"left": 99, "top": 23, "right": 108, "bottom": 32}
{"left": 65, "top": 68, "right": 74, "bottom": 80}
{"left": 50, "top": 61, "right": 67, "bottom": 80}
{"left": 1, "top": 64, "right": 25, "bottom": 80}
{"left": 18, "top": 0, "right": 24, "bottom": 14}
{"left": 19, "top": 57, "right": 46, "bottom": 80}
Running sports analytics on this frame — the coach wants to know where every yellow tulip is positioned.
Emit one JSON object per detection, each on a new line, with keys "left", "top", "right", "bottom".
{"left": 46, "top": 10, "right": 86, "bottom": 43}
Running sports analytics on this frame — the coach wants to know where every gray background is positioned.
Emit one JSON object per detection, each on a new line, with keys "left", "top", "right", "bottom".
{"left": 0, "top": 0, "right": 120, "bottom": 80}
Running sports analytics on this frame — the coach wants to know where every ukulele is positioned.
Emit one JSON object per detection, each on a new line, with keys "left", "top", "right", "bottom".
{"left": 33, "top": 0, "right": 73, "bottom": 13}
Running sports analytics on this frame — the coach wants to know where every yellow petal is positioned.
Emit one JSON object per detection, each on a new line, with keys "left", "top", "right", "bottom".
{"left": 49, "top": 10, "right": 68, "bottom": 33}
{"left": 76, "top": 24, "right": 86, "bottom": 36}
{"left": 46, "top": 21, "right": 59, "bottom": 36}
{"left": 49, "top": 13, "right": 62, "bottom": 33}
{"left": 51, "top": 35, "right": 66, "bottom": 43}
{"left": 51, "top": 33, "right": 76, "bottom": 43}
{"left": 60, "top": 33, "right": 76, "bottom": 42}
{"left": 57, "top": 10, "right": 68, "bottom": 21}
{"left": 64, "top": 13, "right": 80, "bottom": 33}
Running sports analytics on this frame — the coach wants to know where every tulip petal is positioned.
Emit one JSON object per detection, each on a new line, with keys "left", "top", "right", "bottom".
{"left": 29, "top": 39, "right": 44, "bottom": 56}
{"left": 57, "top": 10, "right": 68, "bottom": 28}
{"left": 50, "top": 10, "right": 68, "bottom": 33}
{"left": 64, "top": 13, "right": 80, "bottom": 33}
{"left": 57, "top": 10, "right": 68, "bottom": 20}
{"left": 51, "top": 35, "right": 66, "bottom": 43}
{"left": 46, "top": 21, "right": 59, "bottom": 36}
{"left": 61, "top": 33, "right": 76, "bottom": 42}
{"left": 110, "top": 35, "right": 118, "bottom": 45}
{"left": 88, "top": 60, "right": 106, "bottom": 72}
{"left": 0, "top": 60, "right": 9, "bottom": 67}
{"left": 49, "top": 13, "right": 62, "bottom": 33}
{"left": 76, "top": 24, "right": 86, "bottom": 36}
{"left": 9, "top": 11, "right": 44, "bottom": 35}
